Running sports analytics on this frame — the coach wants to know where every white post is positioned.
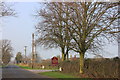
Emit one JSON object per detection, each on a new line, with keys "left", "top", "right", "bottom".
{"left": 42, "top": 65, "right": 45, "bottom": 69}
{"left": 59, "top": 67, "right": 62, "bottom": 72}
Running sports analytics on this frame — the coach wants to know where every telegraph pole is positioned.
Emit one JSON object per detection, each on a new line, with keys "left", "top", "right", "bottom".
{"left": 24, "top": 46, "right": 27, "bottom": 64}
{"left": 32, "top": 33, "right": 35, "bottom": 68}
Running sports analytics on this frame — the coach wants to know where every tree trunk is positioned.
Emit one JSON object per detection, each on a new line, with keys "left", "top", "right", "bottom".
{"left": 61, "top": 48, "right": 65, "bottom": 61}
{"left": 62, "top": 53, "right": 65, "bottom": 61}
{"left": 66, "top": 53, "right": 69, "bottom": 60}
{"left": 79, "top": 52, "right": 84, "bottom": 74}
{"left": 64, "top": 54, "right": 66, "bottom": 61}
{"left": 66, "top": 50, "right": 69, "bottom": 60}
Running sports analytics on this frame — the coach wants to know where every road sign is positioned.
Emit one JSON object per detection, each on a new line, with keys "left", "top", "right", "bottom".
{"left": 51, "top": 57, "right": 58, "bottom": 65}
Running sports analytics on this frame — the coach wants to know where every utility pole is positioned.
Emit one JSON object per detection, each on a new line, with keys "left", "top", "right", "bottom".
{"left": 24, "top": 46, "right": 27, "bottom": 64}
{"left": 32, "top": 33, "right": 35, "bottom": 68}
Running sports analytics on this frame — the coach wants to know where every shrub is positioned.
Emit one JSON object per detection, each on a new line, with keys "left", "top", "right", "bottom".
{"left": 59, "top": 58, "right": 119, "bottom": 78}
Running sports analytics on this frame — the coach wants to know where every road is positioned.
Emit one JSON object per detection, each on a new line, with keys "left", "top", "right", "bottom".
{"left": 1, "top": 65, "right": 57, "bottom": 80}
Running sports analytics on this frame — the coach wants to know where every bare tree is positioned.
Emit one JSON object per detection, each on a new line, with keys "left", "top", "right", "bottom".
{"left": 63, "top": 2, "right": 119, "bottom": 73}
{"left": 0, "top": 2, "right": 16, "bottom": 17}
{"left": 35, "top": 2, "right": 119, "bottom": 73}
{"left": 36, "top": 3, "right": 71, "bottom": 61}
{"left": 0, "top": 40, "right": 13, "bottom": 65}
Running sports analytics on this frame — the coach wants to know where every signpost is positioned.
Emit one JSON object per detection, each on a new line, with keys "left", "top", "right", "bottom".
{"left": 51, "top": 57, "right": 58, "bottom": 66}
{"left": 51, "top": 57, "right": 62, "bottom": 71}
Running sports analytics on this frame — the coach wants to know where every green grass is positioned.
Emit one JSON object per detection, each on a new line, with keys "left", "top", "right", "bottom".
{"left": 18, "top": 65, "right": 34, "bottom": 69}
{"left": 16, "top": 64, "right": 52, "bottom": 70}
{"left": 40, "top": 71, "right": 75, "bottom": 78}
{"left": 39, "top": 71, "right": 93, "bottom": 80}
{"left": 0, "top": 64, "right": 7, "bottom": 68}
{"left": 16, "top": 65, "right": 92, "bottom": 80}
{"left": 16, "top": 65, "right": 41, "bottom": 70}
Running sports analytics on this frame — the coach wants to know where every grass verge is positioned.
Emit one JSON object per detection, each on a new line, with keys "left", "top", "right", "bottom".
{"left": 0, "top": 64, "right": 7, "bottom": 68}
{"left": 16, "top": 64, "right": 52, "bottom": 70}
{"left": 17, "top": 65, "right": 34, "bottom": 69}
{"left": 39, "top": 71, "right": 93, "bottom": 80}
{"left": 39, "top": 71, "right": 75, "bottom": 78}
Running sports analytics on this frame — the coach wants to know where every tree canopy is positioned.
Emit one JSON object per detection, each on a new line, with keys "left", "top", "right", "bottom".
{"left": 0, "top": 2, "right": 16, "bottom": 17}
{"left": 15, "top": 52, "right": 23, "bottom": 64}
{"left": 0, "top": 40, "right": 13, "bottom": 65}
{"left": 36, "top": 2, "right": 119, "bottom": 73}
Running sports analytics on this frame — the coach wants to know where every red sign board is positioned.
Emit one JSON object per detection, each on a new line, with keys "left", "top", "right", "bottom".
{"left": 51, "top": 57, "right": 58, "bottom": 65}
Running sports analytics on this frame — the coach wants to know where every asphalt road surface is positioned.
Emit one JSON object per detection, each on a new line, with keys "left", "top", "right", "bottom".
{"left": 1, "top": 65, "right": 57, "bottom": 80}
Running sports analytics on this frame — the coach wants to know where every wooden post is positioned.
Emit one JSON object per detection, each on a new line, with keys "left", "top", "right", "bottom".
{"left": 24, "top": 46, "right": 27, "bottom": 64}
{"left": 32, "top": 33, "right": 35, "bottom": 69}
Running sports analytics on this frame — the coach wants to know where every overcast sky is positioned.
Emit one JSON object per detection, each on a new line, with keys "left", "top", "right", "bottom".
{"left": 1, "top": 2, "right": 118, "bottom": 60}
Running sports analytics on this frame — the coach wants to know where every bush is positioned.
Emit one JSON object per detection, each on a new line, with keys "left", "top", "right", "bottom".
{"left": 59, "top": 58, "right": 119, "bottom": 78}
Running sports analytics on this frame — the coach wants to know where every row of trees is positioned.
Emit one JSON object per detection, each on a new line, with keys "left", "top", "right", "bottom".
{"left": 35, "top": 2, "right": 119, "bottom": 73}
{"left": 0, "top": 2, "right": 16, "bottom": 65}
{"left": 15, "top": 52, "right": 42, "bottom": 64}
